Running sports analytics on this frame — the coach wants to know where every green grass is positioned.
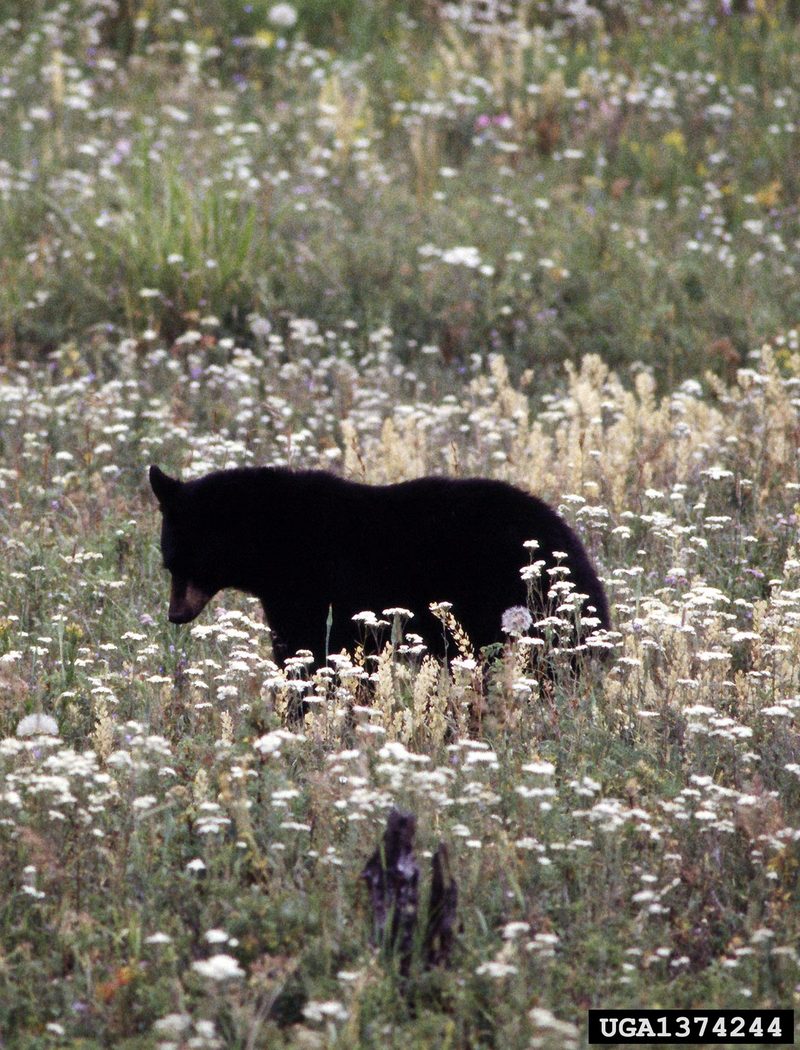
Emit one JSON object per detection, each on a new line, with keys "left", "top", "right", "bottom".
{"left": 2, "top": 1, "right": 800, "bottom": 1046}
{"left": 3, "top": 1, "right": 800, "bottom": 379}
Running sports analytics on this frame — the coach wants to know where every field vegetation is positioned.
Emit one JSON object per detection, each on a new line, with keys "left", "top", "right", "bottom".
{"left": 2, "top": 1, "right": 800, "bottom": 1046}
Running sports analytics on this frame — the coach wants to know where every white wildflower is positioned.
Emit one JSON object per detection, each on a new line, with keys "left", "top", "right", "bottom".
{"left": 268, "top": 3, "right": 298, "bottom": 28}
{"left": 476, "top": 960, "right": 518, "bottom": 978}
{"left": 253, "top": 729, "right": 306, "bottom": 754}
{"left": 191, "top": 953, "right": 244, "bottom": 981}
{"left": 521, "top": 760, "right": 556, "bottom": 776}
{"left": 154, "top": 1014, "right": 191, "bottom": 1036}
{"left": 502, "top": 921, "right": 530, "bottom": 940}
{"left": 204, "top": 929, "right": 230, "bottom": 944}
{"left": 441, "top": 245, "right": 481, "bottom": 268}
{"left": 132, "top": 795, "right": 157, "bottom": 812}
{"left": 16, "top": 713, "right": 59, "bottom": 737}
{"left": 145, "top": 932, "right": 173, "bottom": 945}
{"left": 303, "top": 999, "right": 349, "bottom": 1023}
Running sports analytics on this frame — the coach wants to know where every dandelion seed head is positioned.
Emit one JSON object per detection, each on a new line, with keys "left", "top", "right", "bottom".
{"left": 501, "top": 605, "right": 533, "bottom": 636}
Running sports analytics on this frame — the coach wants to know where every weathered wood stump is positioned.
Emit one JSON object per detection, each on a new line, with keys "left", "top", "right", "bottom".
{"left": 361, "top": 808, "right": 458, "bottom": 976}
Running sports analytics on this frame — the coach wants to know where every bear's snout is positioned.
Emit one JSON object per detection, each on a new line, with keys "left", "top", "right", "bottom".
{"left": 168, "top": 577, "right": 213, "bottom": 624}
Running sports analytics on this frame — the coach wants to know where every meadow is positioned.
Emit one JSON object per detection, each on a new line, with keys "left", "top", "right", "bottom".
{"left": 2, "top": 0, "right": 800, "bottom": 1046}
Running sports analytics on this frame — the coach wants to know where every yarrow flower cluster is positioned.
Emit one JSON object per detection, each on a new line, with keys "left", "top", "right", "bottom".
{"left": 16, "top": 714, "right": 59, "bottom": 737}
{"left": 267, "top": 3, "right": 297, "bottom": 28}
{"left": 191, "top": 953, "right": 245, "bottom": 981}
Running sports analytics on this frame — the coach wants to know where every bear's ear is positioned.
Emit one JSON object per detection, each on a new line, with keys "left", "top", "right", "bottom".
{"left": 149, "top": 465, "right": 182, "bottom": 509}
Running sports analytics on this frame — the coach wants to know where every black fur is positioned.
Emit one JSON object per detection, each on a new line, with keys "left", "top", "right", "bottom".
{"left": 150, "top": 465, "right": 610, "bottom": 664}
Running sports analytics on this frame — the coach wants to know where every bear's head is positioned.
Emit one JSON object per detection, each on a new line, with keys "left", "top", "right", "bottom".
{"left": 149, "top": 465, "right": 219, "bottom": 624}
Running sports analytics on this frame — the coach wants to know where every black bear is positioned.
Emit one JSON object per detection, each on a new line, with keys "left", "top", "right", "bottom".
{"left": 149, "top": 465, "right": 609, "bottom": 664}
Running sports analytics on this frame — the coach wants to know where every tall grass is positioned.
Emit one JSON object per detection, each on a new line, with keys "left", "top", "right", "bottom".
{"left": 2, "top": 330, "right": 800, "bottom": 1045}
